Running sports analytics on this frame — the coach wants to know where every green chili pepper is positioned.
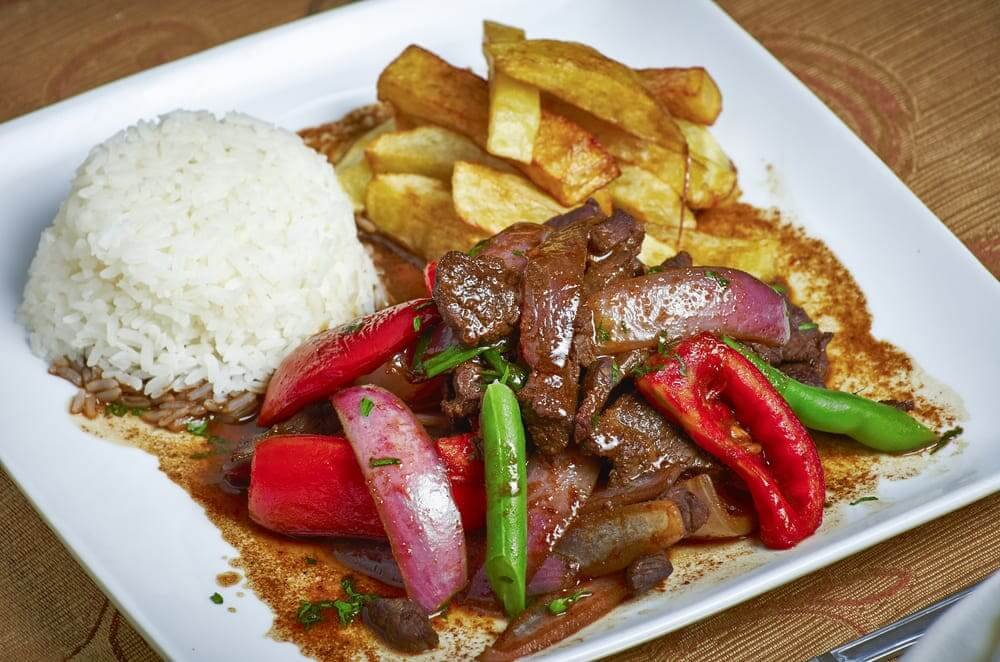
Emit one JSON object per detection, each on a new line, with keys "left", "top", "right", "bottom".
{"left": 480, "top": 381, "right": 528, "bottom": 618}
{"left": 723, "top": 337, "right": 937, "bottom": 452}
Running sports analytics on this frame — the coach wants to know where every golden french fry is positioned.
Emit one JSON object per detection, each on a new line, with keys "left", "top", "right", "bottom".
{"left": 639, "top": 234, "right": 678, "bottom": 266}
{"left": 452, "top": 161, "right": 568, "bottom": 234}
{"left": 680, "top": 230, "right": 779, "bottom": 282}
{"left": 638, "top": 67, "right": 722, "bottom": 125}
{"left": 677, "top": 120, "right": 737, "bottom": 208}
{"left": 334, "top": 119, "right": 396, "bottom": 211}
{"left": 377, "top": 46, "right": 617, "bottom": 206}
{"left": 546, "top": 97, "right": 687, "bottom": 198}
{"left": 299, "top": 102, "right": 395, "bottom": 164}
{"left": 483, "top": 21, "right": 540, "bottom": 163}
{"left": 364, "top": 174, "right": 488, "bottom": 261}
{"left": 365, "top": 126, "right": 514, "bottom": 180}
{"left": 487, "top": 39, "right": 686, "bottom": 152}
{"left": 609, "top": 166, "right": 696, "bottom": 237}
{"left": 590, "top": 185, "right": 614, "bottom": 215}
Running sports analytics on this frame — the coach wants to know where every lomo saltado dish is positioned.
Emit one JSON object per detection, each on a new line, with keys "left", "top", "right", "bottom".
{"left": 19, "top": 21, "right": 961, "bottom": 660}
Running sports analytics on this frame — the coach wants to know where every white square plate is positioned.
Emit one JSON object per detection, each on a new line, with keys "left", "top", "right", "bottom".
{"left": 1, "top": 1, "right": 998, "bottom": 660}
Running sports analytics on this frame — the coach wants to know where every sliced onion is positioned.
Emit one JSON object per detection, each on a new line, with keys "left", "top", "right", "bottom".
{"left": 479, "top": 576, "right": 628, "bottom": 661}
{"left": 585, "top": 267, "right": 790, "bottom": 354}
{"left": 331, "top": 385, "right": 466, "bottom": 612}
{"left": 465, "top": 449, "right": 599, "bottom": 603}
{"left": 680, "top": 474, "right": 756, "bottom": 539}
{"left": 526, "top": 554, "right": 577, "bottom": 596}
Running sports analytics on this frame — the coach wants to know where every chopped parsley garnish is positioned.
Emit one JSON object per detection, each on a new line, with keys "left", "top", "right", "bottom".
{"left": 656, "top": 334, "right": 670, "bottom": 356}
{"left": 305, "top": 556, "right": 317, "bottom": 565}
{"left": 705, "top": 270, "right": 730, "bottom": 288}
{"left": 186, "top": 420, "right": 209, "bottom": 436}
{"left": 631, "top": 362, "right": 656, "bottom": 378}
{"left": 106, "top": 402, "right": 145, "bottom": 417}
{"left": 296, "top": 577, "right": 374, "bottom": 629}
{"left": 595, "top": 323, "right": 612, "bottom": 343}
{"left": 797, "top": 322, "right": 818, "bottom": 332}
{"left": 468, "top": 239, "right": 490, "bottom": 257}
{"left": 512, "top": 249, "right": 525, "bottom": 257}
{"left": 359, "top": 397, "right": 375, "bottom": 417}
{"left": 590, "top": 412, "right": 601, "bottom": 429}
{"left": 547, "top": 589, "right": 592, "bottom": 615}
{"left": 930, "top": 426, "right": 963, "bottom": 454}
{"left": 610, "top": 360, "right": 621, "bottom": 383}
{"left": 412, "top": 317, "right": 422, "bottom": 332}
{"left": 770, "top": 283, "right": 787, "bottom": 294}
{"left": 210, "top": 592, "right": 224, "bottom": 604}
{"left": 369, "top": 457, "right": 401, "bottom": 468}
{"left": 849, "top": 496, "right": 879, "bottom": 505}
{"left": 646, "top": 265, "right": 664, "bottom": 274}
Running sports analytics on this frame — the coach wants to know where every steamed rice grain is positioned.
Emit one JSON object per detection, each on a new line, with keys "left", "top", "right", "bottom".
{"left": 19, "top": 110, "right": 381, "bottom": 398}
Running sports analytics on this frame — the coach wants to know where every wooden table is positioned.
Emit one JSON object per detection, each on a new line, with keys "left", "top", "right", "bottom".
{"left": 1, "top": 1, "right": 997, "bottom": 660}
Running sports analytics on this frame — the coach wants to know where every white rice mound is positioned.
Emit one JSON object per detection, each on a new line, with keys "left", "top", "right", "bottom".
{"left": 19, "top": 110, "right": 381, "bottom": 398}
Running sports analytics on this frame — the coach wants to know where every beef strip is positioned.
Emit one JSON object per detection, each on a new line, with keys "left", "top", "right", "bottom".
{"left": 663, "top": 483, "right": 710, "bottom": 534}
{"left": 269, "top": 400, "right": 341, "bottom": 436}
{"left": 544, "top": 198, "right": 603, "bottom": 230}
{"left": 746, "top": 298, "right": 832, "bottom": 386}
{"left": 361, "top": 597, "right": 439, "bottom": 654}
{"left": 573, "top": 211, "right": 645, "bottom": 368}
{"left": 573, "top": 349, "right": 649, "bottom": 444}
{"left": 625, "top": 552, "right": 673, "bottom": 596}
{"left": 653, "top": 250, "right": 693, "bottom": 271}
{"left": 432, "top": 251, "right": 520, "bottom": 346}
{"left": 586, "top": 392, "right": 714, "bottom": 485}
{"left": 441, "top": 360, "right": 484, "bottom": 419}
{"left": 518, "top": 206, "right": 601, "bottom": 454}
{"left": 474, "top": 222, "right": 551, "bottom": 274}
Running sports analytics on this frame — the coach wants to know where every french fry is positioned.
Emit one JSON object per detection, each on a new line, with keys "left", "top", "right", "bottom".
{"left": 299, "top": 102, "right": 395, "bottom": 164}
{"left": 608, "top": 165, "right": 696, "bottom": 235}
{"left": 677, "top": 120, "right": 737, "bottom": 208}
{"left": 377, "top": 45, "right": 617, "bottom": 205}
{"left": 365, "top": 126, "right": 514, "bottom": 180}
{"left": 334, "top": 119, "right": 396, "bottom": 211}
{"left": 638, "top": 68, "right": 722, "bottom": 125}
{"left": 487, "top": 39, "right": 686, "bottom": 153}
{"left": 483, "top": 21, "right": 540, "bottom": 163}
{"left": 639, "top": 234, "right": 678, "bottom": 266}
{"left": 680, "top": 230, "right": 779, "bottom": 282}
{"left": 546, "top": 96, "right": 687, "bottom": 198}
{"left": 452, "top": 161, "right": 568, "bottom": 234}
{"left": 365, "top": 174, "right": 488, "bottom": 260}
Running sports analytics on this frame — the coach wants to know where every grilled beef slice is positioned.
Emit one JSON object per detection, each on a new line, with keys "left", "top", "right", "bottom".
{"left": 441, "top": 360, "right": 484, "bottom": 419}
{"left": 574, "top": 349, "right": 649, "bottom": 444}
{"left": 586, "top": 392, "right": 714, "bottom": 484}
{"left": 432, "top": 251, "right": 520, "bottom": 346}
{"left": 746, "top": 297, "right": 832, "bottom": 386}
{"left": 582, "top": 209, "right": 645, "bottom": 296}
{"left": 361, "top": 597, "right": 439, "bottom": 654}
{"left": 517, "top": 206, "right": 600, "bottom": 454}
{"left": 473, "top": 222, "right": 551, "bottom": 274}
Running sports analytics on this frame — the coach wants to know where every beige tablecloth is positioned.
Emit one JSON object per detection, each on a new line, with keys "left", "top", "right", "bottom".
{"left": 1, "top": 0, "right": 997, "bottom": 659}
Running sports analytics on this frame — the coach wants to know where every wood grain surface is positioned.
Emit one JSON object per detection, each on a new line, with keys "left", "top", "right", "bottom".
{"left": 0, "top": 1, "right": 997, "bottom": 660}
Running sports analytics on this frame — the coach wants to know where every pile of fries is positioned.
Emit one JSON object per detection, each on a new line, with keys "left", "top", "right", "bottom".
{"left": 302, "top": 22, "right": 776, "bottom": 276}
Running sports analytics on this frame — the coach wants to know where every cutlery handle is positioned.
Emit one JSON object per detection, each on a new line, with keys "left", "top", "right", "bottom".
{"left": 808, "top": 581, "right": 982, "bottom": 662}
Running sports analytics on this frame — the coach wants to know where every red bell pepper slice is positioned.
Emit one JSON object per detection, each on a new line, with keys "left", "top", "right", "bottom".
{"left": 248, "top": 433, "right": 485, "bottom": 538}
{"left": 635, "top": 333, "right": 825, "bottom": 549}
{"left": 257, "top": 299, "right": 440, "bottom": 426}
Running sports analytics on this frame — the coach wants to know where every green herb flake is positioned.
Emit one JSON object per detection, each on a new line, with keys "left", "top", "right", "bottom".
{"left": 631, "top": 362, "right": 656, "bottom": 378}
{"left": 468, "top": 239, "right": 490, "bottom": 258}
{"left": 186, "top": 420, "right": 209, "bottom": 437}
{"left": 359, "top": 397, "right": 375, "bottom": 417}
{"left": 849, "top": 496, "right": 879, "bottom": 506}
{"left": 770, "top": 283, "right": 787, "bottom": 294}
{"left": 610, "top": 360, "right": 621, "bottom": 383}
{"left": 797, "top": 322, "right": 818, "bottom": 332}
{"left": 369, "top": 457, "right": 401, "bottom": 468}
{"left": 647, "top": 265, "right": 664, "bottom": 274}
{"left": 547, "top": 589, "right": 593, "bottom": 615}
{"left": 106, "top": 402, "right": 128, "bottom": 417}
{"left": 295, "top": 577, "right": 375, "bottom": 630}
{"left": 657, "top": 334, "right": 670, "bottom": 356}
{"left": 930, "top": 426, "right": 964, "bottom": 454}
{"left": 305, "top": 556, "right": 318, "bottom": 565}
{"left": 512, "top": 249, "right": 525, "bottom": 257}
{"left": 412, "top": 317, "right": 422, "bottom": 332}
{"left": 705, "top": 270, "right": 730, "bottom": 288}
{"left": 210, "top": 592, "right": 224, "bottom": 605}
{"left": 596, "top": 324, "right": 612, "bottom": 343}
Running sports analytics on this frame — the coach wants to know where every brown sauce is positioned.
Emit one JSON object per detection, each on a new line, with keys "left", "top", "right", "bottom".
{"left": 77, "top": 203, "right": 961, "bottom": 660}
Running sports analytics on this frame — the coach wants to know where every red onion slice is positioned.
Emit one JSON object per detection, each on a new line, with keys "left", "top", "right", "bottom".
{"left": 585, "top": 267, "right": 789, "bottom": 354}
{"left": 331, "top": 385, "right": 467, "bottom": 612}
